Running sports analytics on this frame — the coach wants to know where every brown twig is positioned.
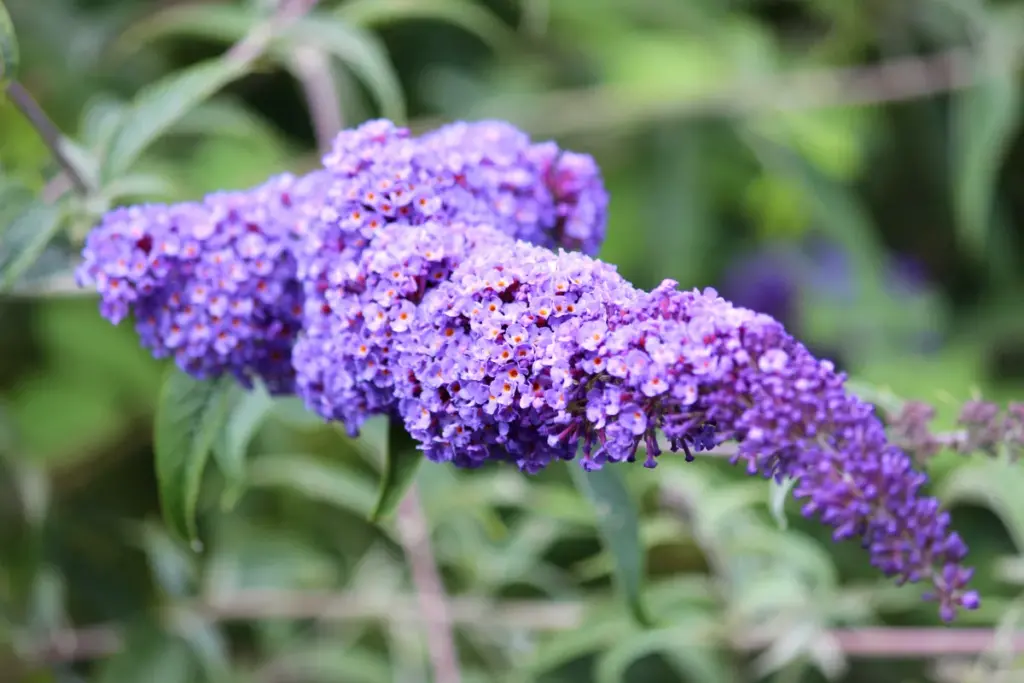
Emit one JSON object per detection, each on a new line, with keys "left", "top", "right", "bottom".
{"left": 411, "top": 46, "right": 1018, "bottom": 137}
{"left": 224, "top": 0, "right": 320, "bottom": 66}
{"left": 14, "top": 594, "right": 581, "bottom": 663}
{"left": 4, "top": 81, "right": 89, "bottom": 194}
{"left": 395, "top": 488, "right": 462, "bottom": 683}
{"left": 288, "top": 46, "right": 343, "bottom": 153}
{"left": 780, "top": 627, "right": 1024, "bottom": 658}
{"left": 16, "top": 603, "right": 1024, "bottom": 665}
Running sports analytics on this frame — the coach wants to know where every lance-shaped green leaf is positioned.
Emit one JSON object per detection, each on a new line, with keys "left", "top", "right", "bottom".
{"left": 247, "top": 453, "right": 378, "bottom": 519}
{"left": 279, "top": 17, "right": 405, "bottom": 122}
{"left": 0, "top": 197, "right": 64, "bottom": 293}
{"left": 336, "top": 0, "right": 511, "bottom": 50}
{"left": 102, "top": 57, "right": 250, "bottom": 179}
{"left": 212, "top": 383, "right": 273, "bottom": 510}
{"left": 121, "top": 5, "right": 405, "bottom": 123}
{"left": 768, "top": 476, "right": 797, "bottom": 530}
{"left": 0, "top": 0, "right": 17, "bottom": 83}
{"left": 369, "top": 419, "right": 423, "bottom": 522}
{"left": 569, "top": 462, "right": 652, "bottom": 626}
{"left": 154, "top": 368, "right": 238, "bottom": 545}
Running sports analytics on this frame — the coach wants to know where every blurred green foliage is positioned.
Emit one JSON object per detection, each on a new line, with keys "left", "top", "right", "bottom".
{"left": 1, "top": 0, "right": 1024, "bottom": 681}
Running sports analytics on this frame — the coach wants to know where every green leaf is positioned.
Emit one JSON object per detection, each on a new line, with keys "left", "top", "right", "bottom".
{"left": 129, "top": 521, "right": 197, "bottom": 598}
{"left": 0, "top": 198, "right": 64, "bottom": 292}
{"left": 768, "top": 476, "right": 796, "bottom": 530}
{"left": 527, "top": 616, "right": 632, "bottom": 677}
{"left": 595, "top": 621, "right": 729, "bottom": 683}
{"left": 171, "top": 100, "right": 279, "bottom": 141}
{"left": 369, "top": 419, "right": 423, "bottom": 521}
{"left": 102, "top": 172, "right": 180, "bottom": 204}
{"left": 212, "top": 383, "right": 273, "bottom": 509}
{"left": 261, "top": 642, "right": 394, "bottom": 683}
{"left": 93, "top": 625, "right": 196, "bottom": 683}
{"left": 270, "top": 395, "right": 327, "bottom": 429}
{"left": 568, "top": 462, "right": 652, "bottom": 626}
{"left": 336, "top": 0, "right": 512, "bottom": 50}
{"left": 0, "top": 178, "right": 31, "bottom": 227}
{"left": 79, "top": 96, "right": 128, "bottom": 155}
{"left": 204, "top": 520, "right": 340, "bottom": 594}
{"left": 280, "top": 17, "right": 405, "bottom": 123}
{"left": 950, "top": 67, "right": 1019, "bottom": 260}
{"left": 247, "top": 453, "right": 378, "bottom": 519}
{"left": 118, "top": 3, "right": 259, "bottom": 49}
{"left": 0, "top": 0, "right": 18, "bottom": 83}
{"left": 102, "top": 58, "right": 249, "bottom": 179}
{"left": 939, "top": 459, "right": 1024, "bottom": 552}
{"left": 122, "top": 6, "right": 405, "bottom": 123}
{"left": 154, "top": 368, "right": 238, "bottom": 545}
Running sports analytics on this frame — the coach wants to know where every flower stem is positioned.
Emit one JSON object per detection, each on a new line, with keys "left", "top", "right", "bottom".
{"left": 4, "top": 80, "right": 89, "bottom": 194}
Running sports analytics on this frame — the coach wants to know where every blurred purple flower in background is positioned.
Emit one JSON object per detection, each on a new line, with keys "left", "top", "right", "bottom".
{"left": 719, "top": 233, "right": 943, "bottom": 359}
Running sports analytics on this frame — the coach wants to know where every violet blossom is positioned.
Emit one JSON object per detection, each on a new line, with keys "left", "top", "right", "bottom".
{"left": 294, "top": 119, "right": 609, "bottom": 432}
{"left": 77, "top": 118, "right": 979, "bottom": 621}
{"left": 76, "top": 171, "right": 327, "bottom": 393}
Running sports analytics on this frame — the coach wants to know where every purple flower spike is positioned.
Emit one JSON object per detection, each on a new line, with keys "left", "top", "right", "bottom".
{"left": 420, "top": 121, "right": 609, "bottom": 255}
{"left": 293, "top": 220, "right": 515, "bottom": 435}
{"left": 622, "top": 281, "right": 980, "bottom": 622}
{"left": 76, "top": 116, "right": 978, "bottom": 622}
{"left": 294, "top": 119, "right": 609, "bottom": 429}
{"left": 76, "top": 171, "right": 329, "bottom": 393}
{"left": 393, "top": 232, "right": 638, "bottom": 472}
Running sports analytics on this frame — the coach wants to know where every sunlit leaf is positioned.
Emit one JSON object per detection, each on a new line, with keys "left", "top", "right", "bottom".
{"left": 950, "top": 62, "right": 1019, "bottom": 260}
{"left": 246, "top": 452, "right": 378, "bottom": 519}
{"left": 171, "top": 100, "right": 279, "bottom": 141}
{"left": 154, "top": 368, "right": 238, "bottom": 545}
{"left": 0, "top": 0, "right": 18, "bottom": 83}
{"left": 212, "top": 383, "right": 273, "bottom": 509}
{"left": 527, "top": 616, "right": 632, "bottom": 677}
{"left": 26, "top": 567, "right": 66, "bottom": 631}
{"left": 58, "top": 137, "right": 102, "bottom": 192}
{"left": 129, "top": 521, "right": 197, "bottom": 598}
{"left": 0, "top": 198, "right": 64, "bottom": 292}
{"left": 102, "top": 58, "right": 250, "bottom": 179}
{"left": 204, "top": 521, "right": 338, "bottom": 595}
{"left": 568, "top": 463, "right": 652, "bottom": 626}
{"left": 261, "top": 641, "right": 394, "bottom": 683}
{"left": 734, "top": 529, "right": 840, "bottom": 591}
{"left": 752, "top": 108, "right": 868, "bottom": 181}
{"left": 93, "top": 625, "right": 196, "bottom": 683}
{"left": 168, "top": 613, "right": 231, "bottom": 683}
{"left": 595, "top": 619, "right": 729, "bottom": 683}
{"left": 281, "top": 17, "right": 405, "bottom": 122}
{"left": 0, "top": 178, "right": 32, "bottom": 228}
{"left": 101, "top": 173, "right": 180, "bottom": 204}
{"left": 336, "top": 0, "right": 512, "bottom": 49}
{"left": 122, "top": 5, "right": 405, "bottom": 122}
{"left": 118, "top": 4, "right": 260, "bottom": 52}
{"left": 369, "top": 419, "right": 423, "bottom": 521}
{"left": 79, "top": 96, "right": 127, "bottom": 155}
{"left": 270, "top": 395, "right": 328, "bottom": 429}
{"left": 768, "top": 476, "right": 796, "bottom": 530}
{"left": 939, "top": 459, "right": 1024, "bottom": 552}
{"left": 699, "top": 479, "right": 768, "bottom": 531}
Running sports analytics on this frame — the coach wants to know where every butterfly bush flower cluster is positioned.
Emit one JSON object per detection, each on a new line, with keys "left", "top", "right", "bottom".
{"left": 76, "top": 171, "right": 328, "bottom": 393}
{"left": 78, "top": 119, "right": 980, "bottom": 621}
{"left": 293, "top": 119, "right": 609, "bottom": 432}
{"left": 294, "top": 220, "right": 516, "bottom": 434}
{"left": 625, "top": 283, "right": 979, "bottom": 621}
{"left": 393, "top": 233, "right": 640, "bottom": 472}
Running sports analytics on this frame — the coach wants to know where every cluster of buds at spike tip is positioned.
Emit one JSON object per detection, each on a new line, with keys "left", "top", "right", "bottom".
{"left": 78, "top": 119, "right": 980, "bottom": 621}
{"left": 888, "top": 399, "right": 1024, "bottom": 463}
